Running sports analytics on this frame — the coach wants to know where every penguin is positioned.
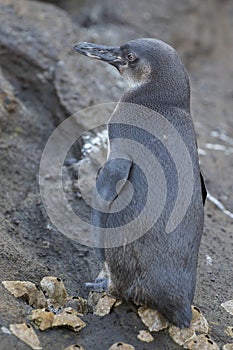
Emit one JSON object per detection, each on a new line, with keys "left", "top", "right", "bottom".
{"left": 73, "top": 38, "right": 207, "bottom": 328}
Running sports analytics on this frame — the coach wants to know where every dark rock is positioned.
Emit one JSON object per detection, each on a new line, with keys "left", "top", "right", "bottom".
{"left": 56, "top": 0, "right": 217, "bottom": 65}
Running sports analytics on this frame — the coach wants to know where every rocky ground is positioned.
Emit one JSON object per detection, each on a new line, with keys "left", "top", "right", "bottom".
{"left": 0, "top": 0, "right": 232, "bottom": 349}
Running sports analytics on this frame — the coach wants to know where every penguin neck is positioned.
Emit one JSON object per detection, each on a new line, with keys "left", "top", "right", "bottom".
{"left": 121, "top": 75, "right": 191, "bottom": 113}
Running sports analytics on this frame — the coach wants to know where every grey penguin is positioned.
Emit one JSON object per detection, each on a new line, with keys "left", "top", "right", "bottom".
{"left": 73, "top": 38, "right": 207, "bottom": 328}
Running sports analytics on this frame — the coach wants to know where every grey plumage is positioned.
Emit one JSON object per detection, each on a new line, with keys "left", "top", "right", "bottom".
{"left": 74, "top": 38, "right": 206, "bottom": 328}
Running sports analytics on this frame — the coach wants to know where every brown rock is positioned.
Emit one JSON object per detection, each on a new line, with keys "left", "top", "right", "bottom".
{"left": 10, "top": 323, "right": 42, "bottom": 350}
{"left": 94, "top": 294, "right": 117, "bottom": 317}
{"left": 40, "top": 276, "right": 68, "bottom": 309}
{"left": 138, "top": 306, "right": 169, "bottom": 332}
{"left": 137, "top": 330, "right": 154, "bottom": 343}
{"left": 223, "top": 344, "right": 233, "bottom": 350}
{"left": 52, "top": 307, "right": 86, "bottom": 332}
{"left": 29, "top": 309, "right": 54, "bottom": 331}
{"left": 168, "top": 325, "right": 196, "bottom": 346}
{"left": 30, "top": 307, "right": 86, "bottom": 332}
{"left": 183, "top": 334, "right": 220, "bottom": 350}
{"left": 191, "top": 306, "right": 209, "bottom": 333}
{"left": 64, "top": 346, "right": 85, "bottom": 350}
{"left": 221, "top": 300, "right": 233, "bottom": 316}
{"left": 2, "top": 280, "right": 47, "bottom": 308}
{"left": 108, "top": 343, "right": 135, "bottom": 350}
{"left": 225, "top": 327, "right": 233, "bottom": 338}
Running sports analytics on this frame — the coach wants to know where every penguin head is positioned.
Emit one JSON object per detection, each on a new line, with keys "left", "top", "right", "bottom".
{"left": 74, "top": 38, "right": 189, "bottom": 98}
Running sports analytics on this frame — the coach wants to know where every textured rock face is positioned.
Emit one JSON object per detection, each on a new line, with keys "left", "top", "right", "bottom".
{"left": 0, "top": 0, "right": 233, "bottom": 349}
{"left": 58, "top": 0, "right": 217, "bottom": 64}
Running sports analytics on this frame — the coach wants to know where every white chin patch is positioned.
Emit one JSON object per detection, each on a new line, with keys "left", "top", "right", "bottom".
{"left": 122, "top": 63, "right": 151, "bottom": 89}
{"left": 122, "top": 73, "right": 143, "bottom": 89}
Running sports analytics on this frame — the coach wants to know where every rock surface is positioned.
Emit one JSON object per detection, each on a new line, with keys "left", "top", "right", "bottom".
{"left": 0, "top": 0, "right": 233, "bottom": 349}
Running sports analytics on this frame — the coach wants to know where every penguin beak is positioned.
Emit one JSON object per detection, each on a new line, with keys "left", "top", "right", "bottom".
{"left": 73, "top": 42, "right": 126, "bottom": 70}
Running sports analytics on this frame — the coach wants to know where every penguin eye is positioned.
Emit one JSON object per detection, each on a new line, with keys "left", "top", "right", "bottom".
{"left": 127, "top": 53, "right": 137, "bottom": 62}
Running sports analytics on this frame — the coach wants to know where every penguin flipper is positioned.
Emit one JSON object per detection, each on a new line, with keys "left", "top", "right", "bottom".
{"left": 91, "top": 157, "right": 133, "bottom": 259}
{"left": 88, "top": 159, "right": 132, "bottom": 292}
{"left": 200, "top": 172, "right": 207, "bottom": 205}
